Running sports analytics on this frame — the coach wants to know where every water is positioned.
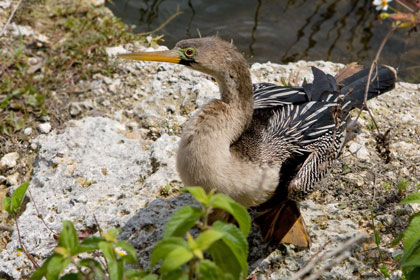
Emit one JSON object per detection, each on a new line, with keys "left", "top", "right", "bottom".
{"left": 107, "top": 0, "right": 419, "bottom": 82}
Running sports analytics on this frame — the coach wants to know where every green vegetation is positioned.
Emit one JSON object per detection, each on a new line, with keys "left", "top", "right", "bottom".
{"left": 0, "top": 0, "right": 149, "bottom": 142}
{"left": 3, "top": 184, "right": 251, "bottom": 279}
{"left": 394, "top": 192, "right": 420, "bottom": 280}
{"left": 397, "top": 178, "right": 410, "bottom": 195}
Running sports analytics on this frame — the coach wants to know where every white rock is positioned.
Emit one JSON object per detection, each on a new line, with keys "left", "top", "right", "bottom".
{"left": 0, "top": 0, "right": 12, "bottom": 9}
{"left": 356, "top": 145, "right": 370, "bottom": 160}
{"left": 6, "top": 172, "right": 19, "bottom": 186}
{"left": 38, "top": 122, "right": 51, "bottom": 134}
{"left": 23, "top": 127, "right": 32, "bottom": 136}
{"left": 105, "top": 46, "right": 127, "bottom": 57}
{"left": 0, "top": 152, "right": 19, "bottom": 168}
{"left": 348, "top": 142, "right": 361, "bottom": 154}
{"left": 87, "top": 0, "right": 104, "bottom": 6}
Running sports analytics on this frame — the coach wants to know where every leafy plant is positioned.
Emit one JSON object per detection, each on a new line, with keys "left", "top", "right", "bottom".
{"left": 152, "top": 187, "right": 250, "bottom": 280}
{"left": 3, "top": 182, "right": 29, "bottom": 216}
{"left": 393, "top": 192, "right": 420, "bottom": 280}
{"left": 31, "top": 222, "right": 148, "bottom": 280}
{"left": 28, "top": 186, "right": 250, "bottom": 279}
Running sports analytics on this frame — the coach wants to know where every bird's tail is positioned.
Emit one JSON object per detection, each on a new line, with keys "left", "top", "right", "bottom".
{"left": 340, "top": 65, "right": 397, "bottom": 109}
{"left": 254, "top": 200, "right": 311, "bottom": 248}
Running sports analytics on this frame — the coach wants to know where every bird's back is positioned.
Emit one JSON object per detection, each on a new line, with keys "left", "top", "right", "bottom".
{"left": 232, "top": 65, "right": 396, "bottom": 202}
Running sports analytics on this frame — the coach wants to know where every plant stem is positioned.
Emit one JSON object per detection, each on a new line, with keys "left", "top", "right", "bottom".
{"left": 0, "top": 0, "right": 23, "bottom": 37}
{"left": 28, "top": 188, "right": 56, "bottom": 235}
{"left": 395, "top": 0, "right": 415, "bottom": 13}
{"left": 188, "top": 258, "right": 197, "bottom": 280}
{"left": 15, "top": 219, "right": 39, "bottom": 268}
{"left": 350, "top": 25, "right": 398, "bottom": 131}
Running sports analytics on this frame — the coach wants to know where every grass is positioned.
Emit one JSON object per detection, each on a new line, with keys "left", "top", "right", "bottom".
{"left": 0, "top": 0, "right": 151, "bottom": 253}
{"left": 0, "top": 0, "right": 149, "bottom": 147}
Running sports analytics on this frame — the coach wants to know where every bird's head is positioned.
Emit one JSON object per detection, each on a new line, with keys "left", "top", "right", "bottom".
{"left": 118, "top": 36, "right": 247, "bottom": 80}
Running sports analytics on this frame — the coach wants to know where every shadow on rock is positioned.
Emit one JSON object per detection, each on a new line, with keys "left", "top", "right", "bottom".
{"left": 118, "top": 193, "right": 283, "bottom": 271}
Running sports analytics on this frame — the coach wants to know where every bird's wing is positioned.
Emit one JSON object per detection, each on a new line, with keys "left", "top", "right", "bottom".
{"left": 252, "top": 68, "right": 339, "bottom": 110}
{"left": 252, "top": 83, "right": 309, "bottom": 109}
{"left": 254, "top": 98, "right": 348, "bottom": 202}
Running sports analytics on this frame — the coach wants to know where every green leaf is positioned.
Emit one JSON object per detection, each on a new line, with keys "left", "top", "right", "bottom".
{"left": 208, "top": 221, "right": 248, "bottom": 279}
{"left": 30, "top": 254, "right": 53, "bottom": 280}
{"left": 78, "top": 236, "right": 104, "bottom": 253}
{"left": 137, "top": 274, "right": 159, "bottom": 280}
{"left": 9, "top": 182, "right": 29, "bottom": 214}
{"left": 184, "top": 187, "right": 209, "bottom": 206}
{"left": 58, "top": 221, "right": 79, "bottom": 255}
{"left": 160, "top": 268, "right": 188, "bottom": 280}
{"left": 401, "top": 192, "right": 420, "bottom": 204}
{"left": 379, "top": 266, "right": 391, "bottom": 278}
{"left": 391, "top": 232, "right": 404, "bottom": 247}
{"left": 196, "top": 229, "right": 224, "bottom": 251}
{"left": 209, "top": 193, "right": 251, "bottom": 237}
{"left": 163, "top": 206, "right": 203, "bottom": 238}
{"left": 197, "top": 260, "right": 234, "bottom": 280}
{"left": 403, "top": 214, "right": 420, "bottom": 254}
{"left": 406, "top": 267, "right": 420, "bottom": 280}
{"left": 124, "top": 269, "right": 154, "bottom": 280}
{"left": 104, "top": 228, "right": 120, "bottom": 242}
{"left": 374, "top": 231, "right": 381, "bottom": 246}
{"left": 160, "top": 246, "right": 193, "bottom": 273}
{"left": 401, "top": 239, "right": 420, "bottom": 269}
{"left": 79, "top": 258, "right": 104, "bottom": 271}
{"left": 46, "top": 254, "right": 72, "bottom": 280}
{"left": 2, "top": 197, "right": 12, "bottom": 214}
{"left": 59, "top": 273, "right": 78, "bottom": 280}
{"left": 151, "top": 237, "right": 188, "bottom": 268}
{"left": 98, "top": 241, "right": 122, "bottom": 280}
{"left": 115, "top": 240, "right": 137, "bottom": 264}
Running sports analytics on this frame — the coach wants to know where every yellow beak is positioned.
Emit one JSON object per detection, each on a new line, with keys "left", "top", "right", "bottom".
{"left": 117, "top": 49, "right": 181, "bottom": 64}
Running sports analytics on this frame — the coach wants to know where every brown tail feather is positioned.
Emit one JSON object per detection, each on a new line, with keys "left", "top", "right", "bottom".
{"left": 254, "top": 200, "right": 311, "bottom": 248}
{"left": 334, "top": 62, "right": 363, "bottom": 83}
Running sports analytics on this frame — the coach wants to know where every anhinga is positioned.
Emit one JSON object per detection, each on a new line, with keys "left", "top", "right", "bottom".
{"left": 119, "top": 36, "right": 396, "bottom": 247}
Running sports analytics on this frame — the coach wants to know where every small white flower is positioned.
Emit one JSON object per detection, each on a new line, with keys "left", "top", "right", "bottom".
{"left": 373, "top": 0, "right": 392, "bottom": 11}
{"left": 114, "top": 247, "right": 127, "bottom": 256}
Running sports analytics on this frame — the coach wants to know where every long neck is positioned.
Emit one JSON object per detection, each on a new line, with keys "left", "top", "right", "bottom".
{"left": 213, "top": 61, "right": 254, "bottom": 143}
{"left": 176, "top": 60, "right": 255, "bottom": 193}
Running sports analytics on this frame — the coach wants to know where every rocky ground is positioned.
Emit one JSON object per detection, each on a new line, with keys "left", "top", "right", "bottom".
{"left": 1, "top": 0, "right": 420, "bottom": 279}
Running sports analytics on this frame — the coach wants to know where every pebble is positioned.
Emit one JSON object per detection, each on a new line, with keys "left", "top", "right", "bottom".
{"left": 0, "top": 152, "right": 19, "bottom": 169}
{"left": 24, "top": 127, "right": 32, "bottom": 136}
{"left": 356, "top": 145, "right": 370, "bottom": 160}
{"left": 38, "top": 122, "right": 51, "bottom": 134}
{"left": 348, "top": 142, "right": 361, "bottom": 154}
{"left": 69, "top": 103, "right": 82, "bottom": 117}
{"left": 6, "top": 172, "right": 19, "bottom": 186}
{"left": 167, "top": 105, "right": 176, "bottom": 113}
{"left": 39, "top": 115, "right": 50, "bottom": 122}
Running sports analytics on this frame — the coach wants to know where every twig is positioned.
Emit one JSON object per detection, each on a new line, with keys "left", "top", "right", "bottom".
{"left": 93, "top": 214, "right": 103, "bottom": 236}
{"left": 0, "top": 0, "right": 23, "bottom": 37}
{"left": 290, "top": 233, "right": 367, "bottom": 280}
{"left": 137, "top": 7, "right": 183, "bottom": 36}
{"left": 395, "top": 0, "right": 415, "bottom": 13}
{"left": 27, "top": 188, "right": 57, "bottom": 235}
{"left": 303, "top": 240, "right": 332, "bottom": 266}
{"left": 305, "top": 251, "right": 351, "bottom": 280}
{"left": 350, "top": 25, "right": 398, "bottom": 130}
{"left": 15, "top": 220, "right": 39, "bottom": 268}
{"left": 93, "top": 214, "right": 109, "bottom": 272}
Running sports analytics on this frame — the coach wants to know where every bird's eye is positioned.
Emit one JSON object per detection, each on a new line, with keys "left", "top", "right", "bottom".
{"left": 185, "top": 48, "right": 195, "bottom": 57}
